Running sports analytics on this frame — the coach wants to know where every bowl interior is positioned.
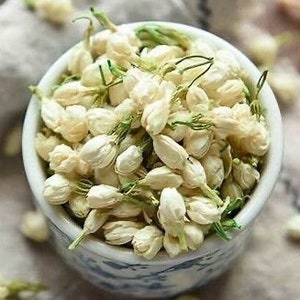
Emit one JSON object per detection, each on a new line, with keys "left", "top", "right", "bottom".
{"left": 22, "top": 21, "right": 283, "bottom": 264}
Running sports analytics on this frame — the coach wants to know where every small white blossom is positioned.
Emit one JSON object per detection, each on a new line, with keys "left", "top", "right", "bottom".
{"left": 114, "top": 98, "right": 137, "bottom": 119}
{"left": 186, "top": 85, "right": 210, "bottom": 113}
{"left": 20, "top": 211, "right": 49, "bottom": 242}
{"left": 115, "top": 145, "right": 143, "bottom": 175}
{"left": 132, "top": 226, "right": 163, "bottom": 260}
{"left": 152, "top": 134, "right": 188, "bottom": 170}
{"left": 110, "top": 202, "right": 142, "bottom": 218}
{"left": 68, "top": 47, "right": 93, "bottom": 76}
{"left": 94, "top": 164, "right": 120, "bottom": 187}
{"left": 140, "top": 166, "right": 183, "bottom": 190}
{"left": 141, "top": 99, "right": 170, "bottom": 135}
{"left": 201, "top": 155, "right": 225, "bottom": 189}
{"left": 35, "top": 133, "right": 61, "bottom": 161}
{"left": 41, "top": 99, "right": 65, "bottom": 133}
{"left": 184, "top": 222, "right": 204, "bottom": 251}
{"left": 91, "top": 30, "right": 112, "bottom": 57}
{"left": 60, "top": 105, "right": 88, "bottom": 143}
{"left": 232, "top": 160, "right": 260, "bottom": 190}
{"left": 69, "top": 194, "right": 90, "bottom": 218}
{"left": 118, "top": 134, "right": 137, "bottom": 154}
{"left": 52, "top": 81, "right": 94, "bottom": 106}
{"left": 186, "top": 196, "right": 221, "bottom": 225}
{"left": 49, "top": 144, "right": 78, "bottom": 173}
{"left": 87, "top": 108, "right": 119, "bottom": 136}
{"left": 163, "top": 234, "right": 184, "bottom": 258}
{"left": 79, "top": 134, "right": 117, "bottom": 168}
{"left": 87, "top": 184, "right": 123, "bottom": 208}
{"left": 184, "top": 130, "right": 213, "bottom": 159}
{"left": 109, "top": 82, "right": 129, "bottom": 107}
{"left": 35, "top": 0, "right": 73, "bottom": 24}
{"left": 103, "top": 221, "right": 144, "bottom": 245}
{"left": 188, "top": 38, "right": 215, "bottom": 57}
{"left": 123, "top": 68, "right": 150, "bottom": 94}
{"left": 81, "top": 59, "right": 113, "bottom": 87}
{"left": 43, "top": 174, "right": 72, "bottom": 205}
{"left": 221, "top": 178, "right": 243, "bottom": 199}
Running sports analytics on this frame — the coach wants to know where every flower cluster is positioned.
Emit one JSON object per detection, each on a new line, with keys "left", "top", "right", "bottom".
{"left": 32, "top": 9, "right": 270, "bottom": 259}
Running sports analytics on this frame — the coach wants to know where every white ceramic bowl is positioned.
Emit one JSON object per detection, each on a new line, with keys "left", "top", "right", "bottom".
{"left": 22, "top": 22, "right": 283, "bottom": 298}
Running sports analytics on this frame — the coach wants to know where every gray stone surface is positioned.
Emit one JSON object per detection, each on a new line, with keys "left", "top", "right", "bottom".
{"left": 0, "top": 0, "right": 300, "bottom": 299}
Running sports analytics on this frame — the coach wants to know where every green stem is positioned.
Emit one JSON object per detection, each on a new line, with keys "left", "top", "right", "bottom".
{"left": 90, "top": 7, "right": 117, "bottom": 32}
{"left": 29, "top": 86, "right": 43, "bottom": 101}
{"left": 72, "top": 17, "right": 94, "bottom": 50}
{"left": 201, "top": 183, "right": 223, "bottom": 206}
{"left": 68, "top": 230, "right": 88, "bottom": 251}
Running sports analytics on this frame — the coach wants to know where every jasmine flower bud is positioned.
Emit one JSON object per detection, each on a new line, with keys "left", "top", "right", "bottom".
{"left": 184, "top": 222, "right": 204, "bottom": 250}
{"left": 186, "top": 196, "right": 221, "bottom": 225}
{"left": 110, "top": 202, "right": 142, "bottom": 218}
{"left": 79, "top": 134, "right": 118, "bottom": 168}
{"left": 115, "top": 145, "right": 143, "bottom": 175}
{"left": 69, "top": 209, "right": 109, "bottom": 250}
{"left": 140, "top": 166, "right": 183, "bottom": 190}
{"left": 20, "top": 211, "right": 49, "bottom": 242}
{"left": 49, "top": 144, "right": 78, "bottom": 173}
{"left": 152, "top": 134, "right": 188, "bottom": 170}
{"left": 103, "top": 221, "right": 144, "bottom": 245}
{"left": 232, "top": 160, "right": 260, "bottom": 190}
{"left": 87, "top": 184, "right": 123, "bottom": 208}
{"left": 185, "top": 85, "right": 210, "bottom": 113}
{"left": 123, "top": 68, "right": 149, "bottom": 94}
{"left": 158, "top": 188, "right": 187, "bottom": 250}
{"left": 132, "top": 225, "right": 163, "bottom": 260}
{"left": 41, "top": 99, "right": 66, "bottom": 133}
{"left": 109, "top": 83, "right": 129, "bottom": 107}
{"left": 94, "top": 164, "right": 120, "bottom": 187}
{"left": 87, "top": 108, "right": 119, "bottom": 136}
{"left": 163, "top": 234, "right": 184, "bottom": 258}
{"left": 69, "top": 194, "right": 90, "bottom": 218}
{"left": 141, "top": 99, "right": 170, "bottom": 135}
{"left": 114, "top": 98, "right": 137, "bottom": 119}
{"left": 91, "top": 30, "right": 112, "bottom": 57}
{"left": 184, "top": 130, "right": 213, "bottom": 159}
{"left": 35, "top": 133, "right": 61, "bottom": 161}
{"left": 43, "top": 174, "right": 72, "bottom": 205}
{"left": 60, "top": 105, "right": 88, "bottom": 143}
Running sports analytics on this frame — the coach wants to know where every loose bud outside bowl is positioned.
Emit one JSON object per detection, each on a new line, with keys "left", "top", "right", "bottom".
{"left": 22, "top": 22, "right": 283, "bottom": 298}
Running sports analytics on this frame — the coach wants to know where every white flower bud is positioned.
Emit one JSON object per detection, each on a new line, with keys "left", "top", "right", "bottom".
{"left": 142, "top": 45, "right": 184, "bottom": 65}
{"left": 123, "top": 68, "right": 149, "bottom": 94}
{"left": 163, "top": 110, "right": 189, "bottom": 142}
{"left": 94, "top": 164, "right": 120, "bottom": 187}
{"left": 41, "top": 99, "right": 65, "bottom": 133}
{"left": 49, "top": 144, "right": 78, "bottom": 173}
{"left": 87, "top": 184, "right": 123, "bottom": 208}
{"left": 232, "top": 160, "right": 260, "bottom": 190}
{"left": 186, "top": 196, "right": 221, "bottom": 225}
{"left": 152, "top": 134, "right": 188, "bottom": 170}
{"left": 231, "top": 103, "right": 253, "bottom": 122}
{"left": 132, "top": 225, "right": 163, "bottom": 260}
{"left": 106, "top": 26, "right": 140, "bottom": 68}
{"left": 163, "top": 234, "right": 184, "bottom": 258}
{"left": 115, "top": 145, "right": 143, "bottom": 175}
{"left": 158, "top": 188, "right": 186, "bottom": 239}
{"left": 210, "top": 106, "right": 239, "bottom": 139}
{"left": 117, "top": 133, "right": 136, "bottom": 154}
{"left": 201, "top": 155, "right": 225, "bottom": 189}
{"left": 75, "top": 156, "right": 93, "bottom": 177}
{"left": 184, "top": 222, "right": 204, "bottom": 251}
{"left": 59, "top": 105, "right": 88, "bottom": 143}
{"left": 35, "top": 0, "right": 73, "bottom": 24}
{"left": 184, "top": 130, "right": 213, "bottom": 159}
{"left": 79, "top": 135, "right": 117, "bottom": 168}
{"left": 68, "top": 47, "right": 93, "bottom": 75}
{"left": 103, "top": 221, "right": 144, "bottom": 245}
{"left": 81, "top": 59, "right": 114, "bottom": 87}
{"left": 285, "top": 215, "right": 300, "bottom": 240}
{"left": 118, "top": 172, "right": 139, "bottom": 185}
{"left": 114, "top": 98, "right": 137, "bottom": 119}
{"left": 91, "top": 30, "right": 112, "bottom": 57}
{"left": 20, "top": 211, "right": 49, "bottom": 242}
{"left": 110, "top": 202, "right": 142, "bottom": 218}
{"left": 186, "top": 85, "right": 210, "bottom": 113}
{"left": 215, "top": 49, "right": 241, "bottom": 76}
{"left": 221, "top": 178, "right": 243, "bottom": 199}
{"left": 69, "top": 194, "right": 90, "bottom": 218}
{"left": 35, "top": 133, "right": 61, "bottom": 161}
{"left": 87, "top": 108, "right": 119, "bottom": 136}
{"left": 213, "top": 79, "right": 246, "bottom": 107}
{"left": 140, "top": 166, "right": 183, "bottom": 190}
{"left": 182, "top": 157, "right": 223, "bottom": 206}
{"left": 109, "top": 82, "right": 129, "bottom": 107}
{"left": 188, "top": 38, "right": 215, "bottom": 57}
{"left": 164, "top": 69, "right": 182, "bottom": 86}
{"left": 52, "top": 81, "right": 93, "bottom": 106}
{"left": 43, "top": 174, "right": 72, "bottom": 205}
{"left": 141, "top": 99, "right": 170, "bottom": 135}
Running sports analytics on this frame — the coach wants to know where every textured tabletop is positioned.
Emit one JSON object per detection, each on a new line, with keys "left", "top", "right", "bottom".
{"left": 0, "top": 0, "right": 300, "bottom": 299}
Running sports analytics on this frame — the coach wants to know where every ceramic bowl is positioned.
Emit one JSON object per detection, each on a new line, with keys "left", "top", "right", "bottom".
{"left": 22, "top": 22, "right": 283, "bottom": 298}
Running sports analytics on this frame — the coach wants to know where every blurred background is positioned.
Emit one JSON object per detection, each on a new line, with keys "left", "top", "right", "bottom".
{"left": 0, "top": 0, "right": 299, "bottom": 299}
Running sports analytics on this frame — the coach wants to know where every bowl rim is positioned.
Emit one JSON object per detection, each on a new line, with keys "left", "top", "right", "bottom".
{"left": 22, "top": 21, "right": 283, "bottom": 265}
